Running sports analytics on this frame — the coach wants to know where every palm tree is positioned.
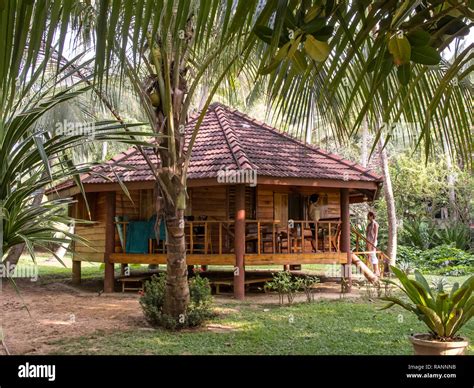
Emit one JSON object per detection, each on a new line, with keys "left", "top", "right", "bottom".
{"left": 2, "top": 0, "right": 472, "bottom": 323}
{"left": 250, "top": 0, "right": 473, "bottom": 265}
{"left": 253, "top": 1, "right": 472, "bottom": 165}
{"left": 2, "top": 0, "right": 274, "bottom": 322}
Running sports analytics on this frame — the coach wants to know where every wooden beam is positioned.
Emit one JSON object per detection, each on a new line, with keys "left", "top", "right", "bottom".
{"left": 72, "top": 260, "right": 81, "bottom": 285}
{"left": 234, "top": 184, "right": 246, "bottom": 300}
{"left": 110, "top": 253, "right": 235, "bottom": 265}
{"left": 245, "top": 253, "right": 346, "bottom": 265}
{"left": 49, "top": 177, "right": 380, "bottom": 201}
{"left": 104, "top": 191, "right": 116, "bottom": 293}
{"left": 109, "top": 252, "right": 346, "bottom": 266}
{"left": 340, "top": 188, "right": 351, "bottom": 290}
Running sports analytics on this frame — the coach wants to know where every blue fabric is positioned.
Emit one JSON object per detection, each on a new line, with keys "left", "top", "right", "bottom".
{"left": 148, "top": 215, "right": 166, "bottom": 240}
{"left": 126, "top": 221, "right": 151, "bottom": 254}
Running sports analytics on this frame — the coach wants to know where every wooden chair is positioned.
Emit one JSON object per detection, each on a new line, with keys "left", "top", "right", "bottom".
{"left": 185, "top": 222, "right": 211, "bottom": 254}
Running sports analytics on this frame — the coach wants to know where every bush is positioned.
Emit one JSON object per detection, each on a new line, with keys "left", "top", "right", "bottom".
{"left": 186, "top": 275, "right": 214, "bottom": 327}
{"left": 265, "top": 271, "right": 303, "bottom": 305}
{"left": 399, "top": 219, "right": 436, "bottom": 250}
{"left": 399, "top": 219, "right": 471, "bottom": 251}
{"left": 140, "top": 273, "right": 213, "bottom": 330}
{"left": 381, "top": 267, "right": 473, "bottom": 340}
{"left": 434, "top": 222, "right": 470, "bottom": 250}
{"left": 397, "top": 244, "right": 474, "bottom": 276}
{"left": 301, "top": 276, "right": 320, "bottom": 302}
{"left": 397, "top": 245, "right": 423, "bottom": 266}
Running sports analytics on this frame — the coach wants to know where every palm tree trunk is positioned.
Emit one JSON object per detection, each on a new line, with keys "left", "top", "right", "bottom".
{"left": 155, "top": 181, "right": 190, "bottom": 319}
{"left": 378, "top": 140, "right": 397, "bottom": 268}
{"left": 162, "top": 203, "right": 189, "bottom": 318}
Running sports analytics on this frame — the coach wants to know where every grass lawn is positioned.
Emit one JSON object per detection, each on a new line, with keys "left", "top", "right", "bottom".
{"left": 51, "top": 298, "right": 474, "bottom": 355}
{"left": 16, "top": 254, "right": 473, "bottom": 356}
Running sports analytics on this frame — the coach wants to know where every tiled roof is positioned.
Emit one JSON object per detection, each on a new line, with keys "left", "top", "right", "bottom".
{"left": 53, "top": 103, "right": 382, "bottom": 191}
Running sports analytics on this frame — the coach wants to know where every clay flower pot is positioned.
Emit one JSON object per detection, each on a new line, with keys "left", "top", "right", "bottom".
{"left": 410, "top": 334, "right": 469, "bottom": 355}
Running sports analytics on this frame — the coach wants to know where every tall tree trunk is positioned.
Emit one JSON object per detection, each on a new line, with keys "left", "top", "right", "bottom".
{"left": 160, "top": 188, "right": 190, "bottom": 319}
{"left": 443, "top": 137, "right": 457, "bottom": 221}
{"left": 52, "top": 223, "right": 75, "bottom": 262}
{"left": 361, "top": 117, "right": 368, "bottom": 168}
{"left": 101, "top": 141, "right": 108, "bottom": 161}
{"left": 378, "top": 140, "right": 397, "bottom": 268}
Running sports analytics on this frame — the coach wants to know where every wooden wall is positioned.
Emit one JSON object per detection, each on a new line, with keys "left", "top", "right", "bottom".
{"left": 71, "top": 185, "right": 342, "bottom": 261}
{"left": 73, "top": 192, "right": 107, "bottom": 262}
{"left": 190, "top": 186, "right": 230, "bottom": 253}
{"left": 73, "top": 190, "right": 143, "bottom": 261}
{"left": 257, "top": 186, "right": 341, "bottom": 223}
{"left": 190, "top": 186, "right": 228, "bottom": 219}
{"left": 256, "top": 187, "right": 274, "bottom": 220}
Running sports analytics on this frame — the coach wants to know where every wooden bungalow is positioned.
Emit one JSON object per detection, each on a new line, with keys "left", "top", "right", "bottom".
{"left": 49, "top": 103, "right": 384, "bottom": 298}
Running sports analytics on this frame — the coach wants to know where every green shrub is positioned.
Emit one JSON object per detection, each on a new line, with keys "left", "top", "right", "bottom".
{"left": 140, "top": 273, "right": 213, "bottom": 330}
{"left": 397, "top": 244, "right": 474, "bottom": 276}
{"left": 266, "top": 271, "right": 304, "bottom": 305}
{"left": 400, "top": 219, "right": 471, "bottom": 251}
{"left": 434, "top": 222, "right": 470, "bottom": 250}
{"left": 301, "top": 276, "right": 320, "bottom": 302}
{"left": 186, "top": 275, "right": 214, "bottom": 327}
{"left": 399, "top": 219, "right": 437, "bottom": 249}
{"left": 397, "top": 245, "right": 423, "bottom": 266}
{"left": 424, "top": 244, "right": 473, "bottom": 270}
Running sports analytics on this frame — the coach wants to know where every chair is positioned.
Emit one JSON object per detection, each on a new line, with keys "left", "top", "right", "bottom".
{"left": 185, "top": 221, "right": 211, "bottom": 254}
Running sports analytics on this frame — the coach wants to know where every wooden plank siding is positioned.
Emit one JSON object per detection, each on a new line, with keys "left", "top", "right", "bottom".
{"left": 73, "top": 192, "right": 107, "bottom": 262}
{"left": 109, "top": 252, "right": 347, "bottom": 265}
{"left": 72, "top": 185, "right": 344, "bottom": 263}
{"left": 256, "top": 187, "right": 274, "bottom": 220}
{"left": 114, "top": 190, "right": 141, "bottom": 253}
{"left": 73, "top": 190, "right": 142, "bottom": 261}
{"left": 190, "top": 186, "right": 231, "bottom": 254}
{"left": 191, "top": 186, "right": 228, "bottom": 219}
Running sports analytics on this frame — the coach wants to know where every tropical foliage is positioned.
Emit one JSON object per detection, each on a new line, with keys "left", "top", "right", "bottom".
{"left": 397, "top": 244, "right": 474, "bottom": 275}
{"left": 0, "top": 61, "right": 146, "bottom": 270}
{"left": 253, "top": 1, "right": 473, "bottom": 166}
{"left": 399, "top": 219, "right": 470, "bottom": 250}
{"left": 390, "top": 153, "right": 473, "bottom": 222}
{"left": 381, "top": 266, "right": 473, "bottom": 339}
{"left": 1, "top": 0, "right": 472, "bottom": 322}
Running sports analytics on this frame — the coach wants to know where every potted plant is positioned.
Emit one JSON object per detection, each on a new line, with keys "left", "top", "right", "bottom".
{"left": 381, "top": 266, "right": 473, "bottom": 355}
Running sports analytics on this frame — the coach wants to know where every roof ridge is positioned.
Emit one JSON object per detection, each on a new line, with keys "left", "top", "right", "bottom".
{"left": 225, "top": 106, "right": 382, "bottom": 181}
{"left": 214, "top": 105, "right": 254, "bottom": 170}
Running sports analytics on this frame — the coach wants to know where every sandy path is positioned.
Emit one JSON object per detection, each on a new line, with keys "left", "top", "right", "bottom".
{"left": 0, "top": 280, "right": 147, "bottom": 355}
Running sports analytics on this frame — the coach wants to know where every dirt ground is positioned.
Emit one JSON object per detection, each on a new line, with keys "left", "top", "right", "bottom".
{"left": 0, "top": 278, "right": 359, "bottom": 355}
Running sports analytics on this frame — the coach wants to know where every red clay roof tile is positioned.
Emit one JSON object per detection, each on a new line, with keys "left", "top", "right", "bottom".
{"left": 52, "top": 103, "right": 382, "bottom": 192}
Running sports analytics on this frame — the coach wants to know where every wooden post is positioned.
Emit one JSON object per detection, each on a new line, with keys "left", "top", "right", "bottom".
{"left": 104, "top": 191, "right": 116, "bottom": 293}
{"left": 72, "top": 260, "right": 81, "bottom": 285}
{"left": 234, "top": 184, "right": 245, "bottom": 300}
{"left": 219, "top": 222, "right": 222, "bottom": 255}
{"left": 257, "top": 221, "right": 261, "bottom": 255}
{"left": 340, "top": 188, "right": 351, "bottom": 291}
{"left": 272, "top": 223, "right": 276, "bottom": 254}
